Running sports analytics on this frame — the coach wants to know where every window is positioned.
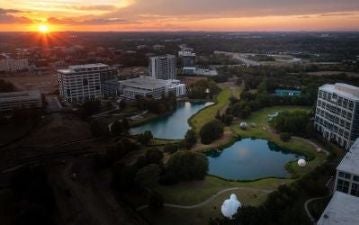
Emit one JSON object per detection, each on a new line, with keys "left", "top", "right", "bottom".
{"left": 83, "top": 79, "right": 88, "bottom": 86}
{"left": 351, "top": 183, "right": 359, "bottom": 197}
{"left": 339, "top": 172, "right": 351, "bottom": 179}
{"left": 337, "top": 179, "right": 350, "bottom": 193}
{"left": 354, "top": 176, "right": 359, "bottom": 182}
{"left": 349, "top": 101, "right": 354, "bottom": 110}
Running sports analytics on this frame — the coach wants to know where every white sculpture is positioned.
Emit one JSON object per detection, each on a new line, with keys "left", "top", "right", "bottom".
{"left": 298, "top": 159, "right": 307, "bottom": 167}
{"left": 221, "top": 194, "right": 242, "bottom": 219}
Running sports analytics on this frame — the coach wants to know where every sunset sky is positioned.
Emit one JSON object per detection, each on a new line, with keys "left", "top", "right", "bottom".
{"left": 1, "top": 0, "right": 359, "bottom": 32}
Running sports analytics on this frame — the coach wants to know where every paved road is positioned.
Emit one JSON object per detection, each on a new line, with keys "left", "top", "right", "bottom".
{"left": 136, "top": 187, "right": 272, "bottom": 211}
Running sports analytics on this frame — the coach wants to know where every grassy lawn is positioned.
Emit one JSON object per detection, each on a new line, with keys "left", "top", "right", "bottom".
{"left": 231, "top": 106, "right": 312, "bottom": 140}
{"left": 142, "top": 188, "right": 268, "bottom": 225}
{"left": 231, "top": 106, "right": 327, "bottom": 178}
{"left": 155, "top": 176, "right": 290, "bottom": 206}
{"left": 145, "top": 176, "right": 291, "bottom": 225}
{"left": 189, "top": 88, "right": 232, "bottom": 133}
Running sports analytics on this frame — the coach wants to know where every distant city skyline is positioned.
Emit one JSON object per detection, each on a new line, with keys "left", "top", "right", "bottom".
{"left": 0, "top": 0, "right": 359, "bottom": 32}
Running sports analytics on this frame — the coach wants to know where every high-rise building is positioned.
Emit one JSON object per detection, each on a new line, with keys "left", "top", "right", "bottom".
{"left": 149, "top": 55, "right": 177, "bottom": 80}
{"left": 178, "top": 48, "right": 196, "bottom": 75}
{"left": 317, "top": 138, "right": 359, "bottom": 225}
{"left": 314, "top": 83, "right": 359, "bottom": 149}
{"left": 178, "top": 49, "right": 196, "bottom": 67}
{"left": 57, "top": 63, "right": 116, "bottom": 103}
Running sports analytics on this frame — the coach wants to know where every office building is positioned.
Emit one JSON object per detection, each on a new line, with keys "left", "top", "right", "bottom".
{"left": 314, "top": 83, "right": 359, "bottom": 149}
{"left": 118, "top": 76, "right": 186, "bottom": 100}
{"left": 58, "top": 63, "right": 116, "bottom": 103}
{"left": 0, "top": 90, "right": 42, "bottom": 112}
{"left": 0, "top": 54, "right": 29, "bottom": 72}
{"left": 317, "top": 191, "right": 359, "bottom": 225}
{"left": 179, "top": 50, "right": 196, "bottom": 67}
{"left": 179, "top": 49, "right": 196, "bottom": 75}
{"left": 317, "top": 139, "right": 359, "bottom": 225}
{"left": 149, "top": 55, "right": 177, "bottom": 80}
{"left": 334, "top": 139, "right": 359, "bottom": 196}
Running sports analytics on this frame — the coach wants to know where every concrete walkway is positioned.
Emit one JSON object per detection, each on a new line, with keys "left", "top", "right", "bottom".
{"left": 136, "top": 187, "right": 272, "bottom": 211}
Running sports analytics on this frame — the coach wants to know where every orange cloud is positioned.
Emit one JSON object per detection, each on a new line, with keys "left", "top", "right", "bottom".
{"left": 1, "top": 0, "right": 359, "bottom": 31}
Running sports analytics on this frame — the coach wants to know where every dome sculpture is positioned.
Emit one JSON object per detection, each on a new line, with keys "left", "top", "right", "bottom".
{"left": 221, "top": 194, "right": 241, "bottom": 219}
{"left": 298, "top": 159, "right": 307, "bottom": 167}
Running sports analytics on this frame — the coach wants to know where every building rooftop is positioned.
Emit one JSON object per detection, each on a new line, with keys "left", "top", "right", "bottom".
{"left": 178, "top": 50, "right": 196, "bottom": 57}
{"left": 120, "top": 76, "right": 181, "bottom": 90}
{"left": 320, "top": 83, "right": 359, "bottom": 100}
{"left": 317, "top": 191, "right": 359, "bottom": 225}
{"left": 69, "top": 63, "right": 108, "bottom": 70}
{"left": 58, "top": 63, "right": 109, "bottom": 74}
{"left": 337, "top": 138, "right": 359, "bottom": 175}
{"left": 150, "top": 54, "right": 176, "bottom": 59}
{"left": 120, "top": 76, "right": 170, "bottom": 90}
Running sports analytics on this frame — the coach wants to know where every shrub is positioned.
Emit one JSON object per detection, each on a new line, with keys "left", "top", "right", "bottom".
{"left": 145, "top": 148, "right": 163, "bottom": 165}
{"left": 184, "top": 130, "right": 197, "bottom": 149}
{"left": 135, "top": 164, "right": 161, "bottom": 188}
{"left": 280, "top": 132, "right": 292, "bottom": 142}
{"left": 166, "top": 151, "right": 208, "bottom": 181}
{"left": 138, "top": 130, "right": 153, "bottom": 145}
{"left": 199, "top": 120, "right": 224, "bottom": 144}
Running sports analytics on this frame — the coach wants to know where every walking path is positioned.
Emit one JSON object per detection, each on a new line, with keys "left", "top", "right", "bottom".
{"left": 304, "top": 178, "right": 332, "bottom": 224}
{"left": 292, "top": 136, "right": 330, "bottom": 156}
{"left": 136, "top": 186, "right": 272, "bottom": 211}
{"left": 304, "top": 196, "right": 330, "bottom": 225}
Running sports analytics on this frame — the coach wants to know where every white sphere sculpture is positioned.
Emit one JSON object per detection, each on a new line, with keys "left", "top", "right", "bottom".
{"left": 221, "top": 194, "right": 241, "bottom": 219}
{"left": 298, "top": 159, "right": 307, "bottom": 167}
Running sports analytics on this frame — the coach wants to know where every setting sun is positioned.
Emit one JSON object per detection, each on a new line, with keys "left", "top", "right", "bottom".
{"left": 38, "top": 24, "right": 50, "bottom": 34}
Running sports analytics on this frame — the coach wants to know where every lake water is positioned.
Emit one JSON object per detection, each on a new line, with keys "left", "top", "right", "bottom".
{"left": 130, "top": 101, "right": 213, "bottom": 139}
{"left": 207, "top": 138, "right": 302, "bottom": 180}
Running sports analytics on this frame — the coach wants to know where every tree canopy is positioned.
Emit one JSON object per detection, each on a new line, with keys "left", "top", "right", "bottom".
{"left": 199, "top": 120, "right": 224, "bottom": 144}
{"left": 166, "top": 151, "right": 208, "bottom": 181}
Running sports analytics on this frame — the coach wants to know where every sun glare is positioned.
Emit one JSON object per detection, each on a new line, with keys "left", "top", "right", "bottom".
{"left": 38, "top": 24, "right": 50, "bottom": 34}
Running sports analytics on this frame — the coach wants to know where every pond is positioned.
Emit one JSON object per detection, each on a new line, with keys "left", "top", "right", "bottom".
{"left": 130, "top": 101, "right": 213, "bottom": 140}
{"left": 207, "top": 138, "right": 303, "bottom": 180}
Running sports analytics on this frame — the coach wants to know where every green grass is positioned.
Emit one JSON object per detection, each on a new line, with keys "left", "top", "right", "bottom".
{"left": 189, "top": 88, "right": 232, "bottom": 133}
{"left": 145, "top": 176, "right": 291, "bottom": 225}
{"left": 231, "top": 106, "right": 327, "bottom": 178}
{"left": 156, "top": 176, "right": 289, "bottom": 206}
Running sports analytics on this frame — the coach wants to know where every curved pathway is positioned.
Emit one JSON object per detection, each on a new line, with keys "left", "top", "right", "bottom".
{"left": 292, "top": 136, "right": 330, "bottom": 156}
{"left": 304, "top": 195, "right": 330, "bottom": 225}
{"left": 136, "top": 187, "right": 272, "bottom": 211}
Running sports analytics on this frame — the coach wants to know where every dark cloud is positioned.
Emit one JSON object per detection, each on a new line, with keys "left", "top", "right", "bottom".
{"left": 47, "top": 17, "right": 128, "bottom": 25}
{"left": 0, "top": 8, "right": 31, "bottom": 24}
{"left": 0, "top": 8, "right": 22, "bottom": 14}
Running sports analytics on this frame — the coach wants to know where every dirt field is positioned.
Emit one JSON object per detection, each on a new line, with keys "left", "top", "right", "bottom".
{"left": 0, "top": 72, "right": 58, "bottom": 94}
{"left": 18, "top": 113, "right": 92, "bottom": 146}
